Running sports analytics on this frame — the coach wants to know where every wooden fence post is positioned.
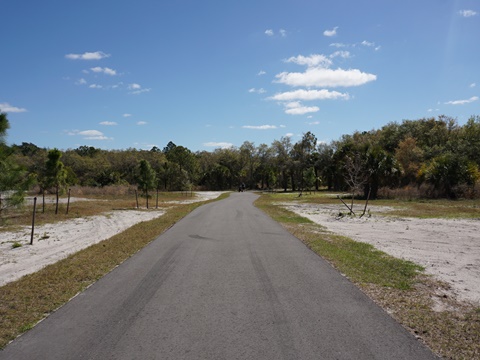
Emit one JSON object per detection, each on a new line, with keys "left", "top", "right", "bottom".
{"left": 30, "top": 197, "right": 37, "bottom": 245}
{"left": 66, "top": 188, "right": 71, "bottom": 215}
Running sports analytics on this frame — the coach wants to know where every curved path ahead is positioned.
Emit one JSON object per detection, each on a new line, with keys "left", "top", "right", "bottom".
{"left": 0, "top": 192, "right": 438, "bottom": 359}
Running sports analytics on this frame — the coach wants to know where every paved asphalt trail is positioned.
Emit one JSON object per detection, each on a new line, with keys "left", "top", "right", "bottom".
{"left": 0, "top": 192, "right": 438, "bottom": 359}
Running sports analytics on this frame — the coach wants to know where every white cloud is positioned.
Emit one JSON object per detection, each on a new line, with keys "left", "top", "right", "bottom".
{"left": 204, "top": 142, "right": 234, "bottom": 149}
{"left": 361, "top": 40, "right": 381, "bottom": 51}
{"left": 248, "top": 88, "right": 266, "bottom": 94}
{"left": 242, "top": 125, "right": 277, "bottom": 130}
{"left": 330, "top": 43, "right": 347, "bottom": 48}
{"left": 100, "top": 121, "right": 117, "bottom": 126}
{"left": 308, "top": 121, "right": 320, "bottom": 125}
{"left": 89, "top": 84, "right": 103, "bottom": 89}
{"left": 361, "top": 40, "right": 375, "bottom": 47}
{"left": 275, "top": 67, "right": 377, "bottom": 88}
{"left": 285, "top": 133, "right": 294, "bottom": 137}
{"left": 323, "top": 26, "right": 338, "bottom": 37}
{"left": 78, "top": 130, "right": 103, "bottom": 137}
{"left": 269, "top": 89, "right": 350, "bottom": 101}
{"left": 459, "top": 10, "right": 477, "bottom": 17}
{"left": 284, "top": 101, "right": 319, "bottom": 115}
{"left": 286, "top": 54, "right": 333, "bottom": 68}
{"left": 71, "top": 129, "right": 112, "bottom": 140}
{"left": 123, "top": 113, "right": 132, "bottom": 117}
{"left": 279, "top": 29, "right": 287, "bottom": 37}
{"left": 0, "top": 102, "right": 27, "bottom": 113}
{"left": 265, "top": 29, "right": 274, "bottom": 36}
{"left": 137, "top": 121, "right": 147, "bottom": 125}
{"left": 127, "top": 83, "right": 150, "bottom": 94}
{"left": 128, "top": 83, "right": 141, "bottom": 90}
{"left": 131, "top": 88, "right": 151, "bottom": 95}
{"left": 330, "top": 51, "right": 351, "bottom": 59}
{"left": 258, "top": 70, "right": 266, "bottom": 76}
{"left": 76, "top": 78, "right": 87, "bottom": 85}
{"left": 90, "top": 67, "right": 117, "bottom": 76}
{"left": 65, "top": 51, "right": 110, "bottom": 60}
{"left": 445, "top": 96, "right": 479, "bottom": 105}
{"left": 470, "top": 83, "right": 476, "bottom": 88}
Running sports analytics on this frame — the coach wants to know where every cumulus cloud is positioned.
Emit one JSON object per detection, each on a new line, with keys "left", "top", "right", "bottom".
{"left": 65, "top": 51, "right": 110, "bottom": 60}
{"left": 285, "top": 54, "right": 332, "bottom": 68}
{"left": 284, "top": 101, "right": 319, "bottom": 115}
{"left": 470, "top": 83, "right": 476, "bottom": 88}
{"left": 269, "top": 89, "right": 350, "bottom": 101}
{"left": 279, "top": 29, "right": 287, "bottom": 37}
{"left": 0, "top": 102, "right": 27, "bottom": 113}
{"left": 100, "top": 121, "right": 117, "bottom": 126}
{"left": 204, "top": 142, "right": 234, "bottom": 149}
{"left": 275, "top": 67, "right": 377, "bottom": 88}
{"left": 459, "top": 10, "right": 477, "bottom": 17}
{"left": 90, "top": 67, "right": 117, "bottom": 76}
{"left": 123, "top": 113, "right": 132, "bottom": 117}
{"left": 265, "top": 29, "right": 274, "bottom": 36}
{"left": 137, "top": 121, "right": 147, "bottom": 125}
{"left": 445, "top": 96, "right": 479, "bottom": 105}
{"left": 242, "top": 125, "right": 277, "bottom": 130}
{"left": 89, "top": 84, "right": 103, "bottom": 89}
{"left": 71, "top": 129, "right": 112, "bottom": 140}
{"left": 258, "top": 70, "right": 266, "bottom": 76}
{"left": 323, "top": 26, "right": 338, "bottom": 37}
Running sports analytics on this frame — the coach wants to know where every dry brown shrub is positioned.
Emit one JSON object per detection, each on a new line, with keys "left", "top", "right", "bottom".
{"left": 69, "top": 185, "right": 136, "bottom": 197}
{"left": 378, "top": 183, "right": 480, "bottom": 200}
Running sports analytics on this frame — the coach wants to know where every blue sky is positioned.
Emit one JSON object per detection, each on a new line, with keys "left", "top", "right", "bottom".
{"left": 1, "top": 0, "right": 479, "bottom": 152}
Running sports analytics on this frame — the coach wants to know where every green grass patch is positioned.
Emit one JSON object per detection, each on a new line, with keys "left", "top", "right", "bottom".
{"left": 308, "top": 234, "right": 423, "bottom": 289}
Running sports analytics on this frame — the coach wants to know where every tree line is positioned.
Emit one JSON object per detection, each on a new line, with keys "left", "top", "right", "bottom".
{"left": 1, "top": 112, "right": 480, "bottom": 212}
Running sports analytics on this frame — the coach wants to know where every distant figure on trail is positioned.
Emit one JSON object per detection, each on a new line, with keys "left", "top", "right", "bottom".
{"left": 238, "top": 183, "right": 246, "bottom": 192}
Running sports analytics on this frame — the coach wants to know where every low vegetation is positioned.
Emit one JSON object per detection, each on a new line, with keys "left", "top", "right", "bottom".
{"left": 256, "top": 192, "right": 480, "bottom": 359}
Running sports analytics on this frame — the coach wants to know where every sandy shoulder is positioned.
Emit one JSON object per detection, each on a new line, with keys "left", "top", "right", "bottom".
{"left": 283, "top": 203, "right": 480, "bottom": 305}
{"left": 0, "top": 210, "right": 165, "bottom": 286}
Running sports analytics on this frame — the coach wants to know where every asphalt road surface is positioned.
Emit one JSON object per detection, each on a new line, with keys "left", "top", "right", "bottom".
{"left": 0, "top": 192, "right": 438, "bottom": 359}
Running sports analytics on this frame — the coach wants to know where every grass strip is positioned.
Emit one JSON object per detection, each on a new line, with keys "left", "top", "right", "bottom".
{"left": 255, "top": 193, "right": 480, "bottom": 359}
{"left": 0, "top": 193, "right": 229, "bottom": 349}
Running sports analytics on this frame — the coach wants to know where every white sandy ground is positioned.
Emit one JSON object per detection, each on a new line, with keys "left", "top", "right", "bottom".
{"left": 281, "top": 203, "right": 480, "bottom": 306}
{"left": 0, "top": 192, "right": 224, "bottom": 287}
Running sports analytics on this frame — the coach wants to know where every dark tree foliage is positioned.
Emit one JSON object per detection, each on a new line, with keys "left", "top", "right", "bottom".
{"left": 4, "top": 115, "right": 480, "bottom": 198}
